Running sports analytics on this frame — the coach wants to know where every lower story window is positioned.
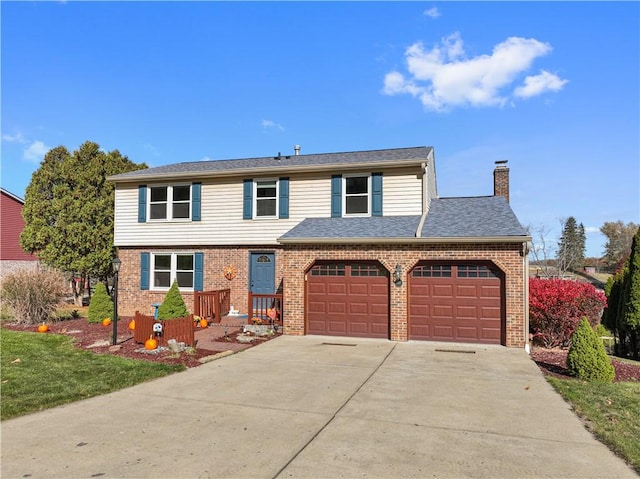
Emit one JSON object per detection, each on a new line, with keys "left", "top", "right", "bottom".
{"left": 152, "top": 253, "right": 194, "bottom": 289}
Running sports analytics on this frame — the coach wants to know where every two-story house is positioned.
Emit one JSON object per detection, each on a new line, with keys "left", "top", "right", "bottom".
{"left": 0, "top": 188, "right": 39, "bottom": 280}
{"left": 108, "top": 146, "right": 531, "bottom": 348}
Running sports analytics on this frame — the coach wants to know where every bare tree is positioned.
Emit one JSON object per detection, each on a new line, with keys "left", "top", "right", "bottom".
{"left": 527, "top": 224, "right": 555, "bottom": 278}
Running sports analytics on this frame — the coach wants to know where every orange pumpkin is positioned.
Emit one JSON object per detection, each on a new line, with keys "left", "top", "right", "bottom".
{"left": 128, "top": 319, "right": 136, "bottom": 330}
{"left": 37, "top": 323, "right": 49, "bottom": 333}
{"left": 144, "top": 337, "right": 158, "bottom": 350}
{"left": 199, "top": 318, "right": 208, "bottom": 328}
{"left": 102, "top": 318, "right": 111, "bottom": 326}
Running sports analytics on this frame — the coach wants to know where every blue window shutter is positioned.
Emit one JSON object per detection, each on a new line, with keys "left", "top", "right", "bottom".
{"left": 192, "top": 182, "right": 201, "bottom": 221}
{"left": 194, "top": 252, "right": 204, "bottom": 291}
{"left": 138, "top": 185, "right": 147, "bottom": 223}
{"left": 243, "top": 179, "right": 253, "bottom": 219}
{"left": 140, "top": 252, "right": 150, "bottom": 290}
{"left": 331, "top": 175, "right": 342, "bottom": 218}
{"left": 372, "top": 172, "right": 383, "bottom": 217}
{"left": 279, "top": 177, "right": 289, "bottom": 219}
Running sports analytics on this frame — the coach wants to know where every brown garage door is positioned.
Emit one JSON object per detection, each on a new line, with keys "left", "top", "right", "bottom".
{"left": 307, "top": 262, "right": 389, "bottom": 338}
{"left": 409, "top": 263, "right": 503, "bottom": 344}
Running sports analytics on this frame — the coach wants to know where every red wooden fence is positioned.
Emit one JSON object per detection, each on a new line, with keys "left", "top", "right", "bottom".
{"left": 133, "top": 311, "right": 195, "bottom": 347}
{"left": 194, "top": 289, "right": 230, "bottom": 323}
{"left": 247, "top": 293, "right": 283, "bottom": 326}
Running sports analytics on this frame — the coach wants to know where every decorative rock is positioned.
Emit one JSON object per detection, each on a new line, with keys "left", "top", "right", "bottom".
{"left": 236, "top": 334, "right": 255, "bottom": 343}
{"left": 242, "top": 324, "right": 273, "bottom": 336}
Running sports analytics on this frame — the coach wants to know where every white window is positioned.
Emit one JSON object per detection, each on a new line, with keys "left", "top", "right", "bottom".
{"left": 343, "top": 174, "right": 370, "bottom": 216}
{"left": 149, "top": 185, "right": 191, "bottom": 220}
{"left": 152, "top": 253, "right": 194, "bottom": 290}
{"left": 254, "top": 179, "right": 278, "bottom": 218}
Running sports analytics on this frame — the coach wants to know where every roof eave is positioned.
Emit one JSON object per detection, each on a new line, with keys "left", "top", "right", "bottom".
{"left": 107, "top": 158, "right": 427, "bottom": 184}
{"left": 277, "top": 235, "right": 532, "bottom": 245}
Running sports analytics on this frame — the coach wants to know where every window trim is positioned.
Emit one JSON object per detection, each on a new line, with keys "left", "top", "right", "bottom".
{"left": 150, "top": 252, "right": 195, "bottom": 291}
{"left": 147, "top": 184, "right": 192, "bottom": 222}
{"left": 342, "top": 173, "right": 371, "bottom": 217}
{"left": 253, "top": 178, "right": 279, "bottom": 219}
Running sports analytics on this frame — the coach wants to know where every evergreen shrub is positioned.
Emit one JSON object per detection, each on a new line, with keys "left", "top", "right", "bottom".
{"left": 88, "top": 282, "right": 113, "bottom": 323}
{"left": 567, "top": 318, "right": 615, "bottom": 383}
{"left": 157, "top": 280, "right": 189, "bottom": 320}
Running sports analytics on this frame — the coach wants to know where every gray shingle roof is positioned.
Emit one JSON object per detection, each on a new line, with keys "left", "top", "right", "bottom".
{"left": 278, "top": 196, "right": 528, "bottom": 243}
{"left": 108, "top": 146, "right": 433, "bottom": 182}
{"left": 280, "top": 216, "right": 422, "bottom": 240}
{"left": 421, "top": 196, "right": 527, "bottom": 237}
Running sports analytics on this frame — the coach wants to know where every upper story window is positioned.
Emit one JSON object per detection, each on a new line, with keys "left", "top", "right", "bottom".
{"left": 152, "top": 253, "right": 194, "bottom": 290}
{"left": 149, "top": 185, "right": 191, "bottom": 221}
{"left": 343, "top": 174, "right": 370, "bottom": 216}
{"left": 254, "top": 179, "right": 279, "bottom": 218}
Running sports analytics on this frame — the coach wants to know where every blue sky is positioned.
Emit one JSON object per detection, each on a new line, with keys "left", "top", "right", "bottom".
{"left": 2, "top": 1, "right": 638, "bottom": 258}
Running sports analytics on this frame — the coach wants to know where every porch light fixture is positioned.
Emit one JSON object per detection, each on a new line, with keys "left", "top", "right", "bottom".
{"left": 111, "top": 257, "right": 122, "bottom": 345}
{"left": 393, "top": 264, "right": 403, "bottom": 287}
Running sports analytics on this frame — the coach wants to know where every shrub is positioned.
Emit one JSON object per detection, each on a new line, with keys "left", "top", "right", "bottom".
{"left": 567, "top": 318, "right": 615, "bottom": 383}
{"left": 1, "top": 268, "right": 65, "bottom": 325}
{"left": 529, "top": 278, "right": 607, "bottom": 348}
{"left": 157, "top": 280, "right": 189, "bottom": 320}
{"left": 87, "top": 283, "right": 113, "bottom": 324}
{"left": 594, "top": 323, "right": 612, "bottom": 338}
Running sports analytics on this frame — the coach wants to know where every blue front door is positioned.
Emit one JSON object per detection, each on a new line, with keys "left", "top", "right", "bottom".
{"left": 250, "top": 252, "right": 275, "bottom": 294}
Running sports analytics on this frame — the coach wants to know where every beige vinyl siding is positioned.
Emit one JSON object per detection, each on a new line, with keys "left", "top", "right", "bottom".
{"left": 382, "top": 170, "right": 423, "bottom": 215}
{"left": 114, "top": 168, "right": 424, "bottom": 247}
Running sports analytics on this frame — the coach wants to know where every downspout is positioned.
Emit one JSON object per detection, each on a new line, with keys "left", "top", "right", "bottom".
{"left": 416, "top": 162, "right": 428, "bottom": 237}
{"left": 523, "top": 241, "right": 531, "bottom": 353}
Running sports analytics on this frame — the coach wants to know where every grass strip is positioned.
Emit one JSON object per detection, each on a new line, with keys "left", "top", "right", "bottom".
{"left": 547, "top": 377, "right": 640, "bottom": 473}
{"left": 1, "top": 329, "right": 185, "bottom": 420}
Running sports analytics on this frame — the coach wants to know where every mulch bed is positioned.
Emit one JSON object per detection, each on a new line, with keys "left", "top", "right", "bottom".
{"left": 2, "top": 318, "right": 281, "bottom": 369}
{"left": 530, "top": 347, "right": 640, "bottom": 382}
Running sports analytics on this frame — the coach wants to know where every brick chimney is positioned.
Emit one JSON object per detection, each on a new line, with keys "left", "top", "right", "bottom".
{"left": 493, "top": 160, "right": 509, "bottom": 202}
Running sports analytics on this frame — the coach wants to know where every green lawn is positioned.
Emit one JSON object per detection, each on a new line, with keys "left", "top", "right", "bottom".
{"left": 1, "top": 329, "right": 185, "bottom": 420}
{"left": 548, "top": 377, "right": 640, "bottom": 473}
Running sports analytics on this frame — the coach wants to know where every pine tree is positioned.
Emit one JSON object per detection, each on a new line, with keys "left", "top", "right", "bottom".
{"left": 88, "top": 282, "right": 114, "bottom": 323}
{"left": 157, "top": 280, "right": 189, "bottom": 320}
{"left": 20, "top": 141, "right": 146, "bottom": 305}
{"left": 567, "top": 318, "right": 615, "bottom": 382}
{"left": 557, "top": 217, "right": 583, "bottom": 274}
{"left": 620, "top": 227, "right": 640, "bottom": 358}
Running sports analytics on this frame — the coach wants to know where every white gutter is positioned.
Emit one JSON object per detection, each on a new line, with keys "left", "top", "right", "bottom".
{"left": 278, "top": 235, "right": 532, "bottom": 245}
{"left": 107, "top": 159, "right": 427, "bottom": 184}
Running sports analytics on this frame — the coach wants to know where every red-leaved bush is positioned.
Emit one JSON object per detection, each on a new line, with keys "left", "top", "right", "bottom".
{"left": 529, "top": 278, "right": 606, "bottom": 348}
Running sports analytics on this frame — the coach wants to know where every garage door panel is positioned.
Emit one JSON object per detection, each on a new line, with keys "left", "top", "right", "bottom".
{"left": 307, "top": 262, "right": 389, "bottom": 338}
{"left": 328, "top": 283, "right": 347, "bottom": 295}
{"left": 432, "top": 285, "right": 454, "bottom": 297}
{"left": 349, "top": 302, "right": 368, "bottom": 314}
{"left": 456, "top": 285, "right": 478, "bottom": 298}
{"left": 409, "top": 263, "right": 503, "bottom": 344}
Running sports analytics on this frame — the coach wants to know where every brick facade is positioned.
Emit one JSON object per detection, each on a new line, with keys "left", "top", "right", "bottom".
{"left": 281, "top": 242, "right": 527, "bottom": 348}
{"left": 116, "top": 246, "right": 284, "bottom": 317}
{"left": 117, "top": 242, "right": 527, "bottom": 348}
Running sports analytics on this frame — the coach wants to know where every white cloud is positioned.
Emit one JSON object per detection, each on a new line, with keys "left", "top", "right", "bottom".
{"left": 2, "top": 132, "right": 27, "bottom": 144}
{"left": 142, "top": 143, "right": 160, "bottom": 156}
{"left": 383, "top": 33, "right": 567, "bottom": 111}
{"left": 23, "top": 140, "right": 50, "bottom": 163}
{"left": 423, "top": 7, "right": 440, "bottom": 19}
{"left": 200, "top": 156, "right": 214, "bottom": 162}
{"left": 261, "top": 119, "right": 285, "bottom": 131}
{"left": 514, "top": 70, "right": 569, "bottom": 98}
{"left": 585, "top": 226, "right": 601, "bottom": 234}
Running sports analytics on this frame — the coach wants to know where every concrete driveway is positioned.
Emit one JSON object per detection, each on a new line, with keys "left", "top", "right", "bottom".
{"left": 1, "top": 336, "right": 636, "bottom": 478}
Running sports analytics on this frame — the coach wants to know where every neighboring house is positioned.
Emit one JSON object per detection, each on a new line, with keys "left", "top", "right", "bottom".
{"left": 0, "top": 188, "right": 39, "bottom": 280}
{"left": 108, "top": 146, "right": 531, "bottom": 348}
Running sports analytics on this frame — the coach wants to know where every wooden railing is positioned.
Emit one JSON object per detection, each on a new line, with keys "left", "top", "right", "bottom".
{"left": 133, "top": 311, "right": 195, "bottom": 347}
{"left": 248, "top": 293, "right": 283, "bottom": 326}
{"left": 194, "top": 289, "right": 230, "bottom": 323}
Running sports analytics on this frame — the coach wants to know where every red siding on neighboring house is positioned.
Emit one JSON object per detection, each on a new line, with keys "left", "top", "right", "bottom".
{"left": 1, "top": 189, "right": 37, "bottom": 261}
